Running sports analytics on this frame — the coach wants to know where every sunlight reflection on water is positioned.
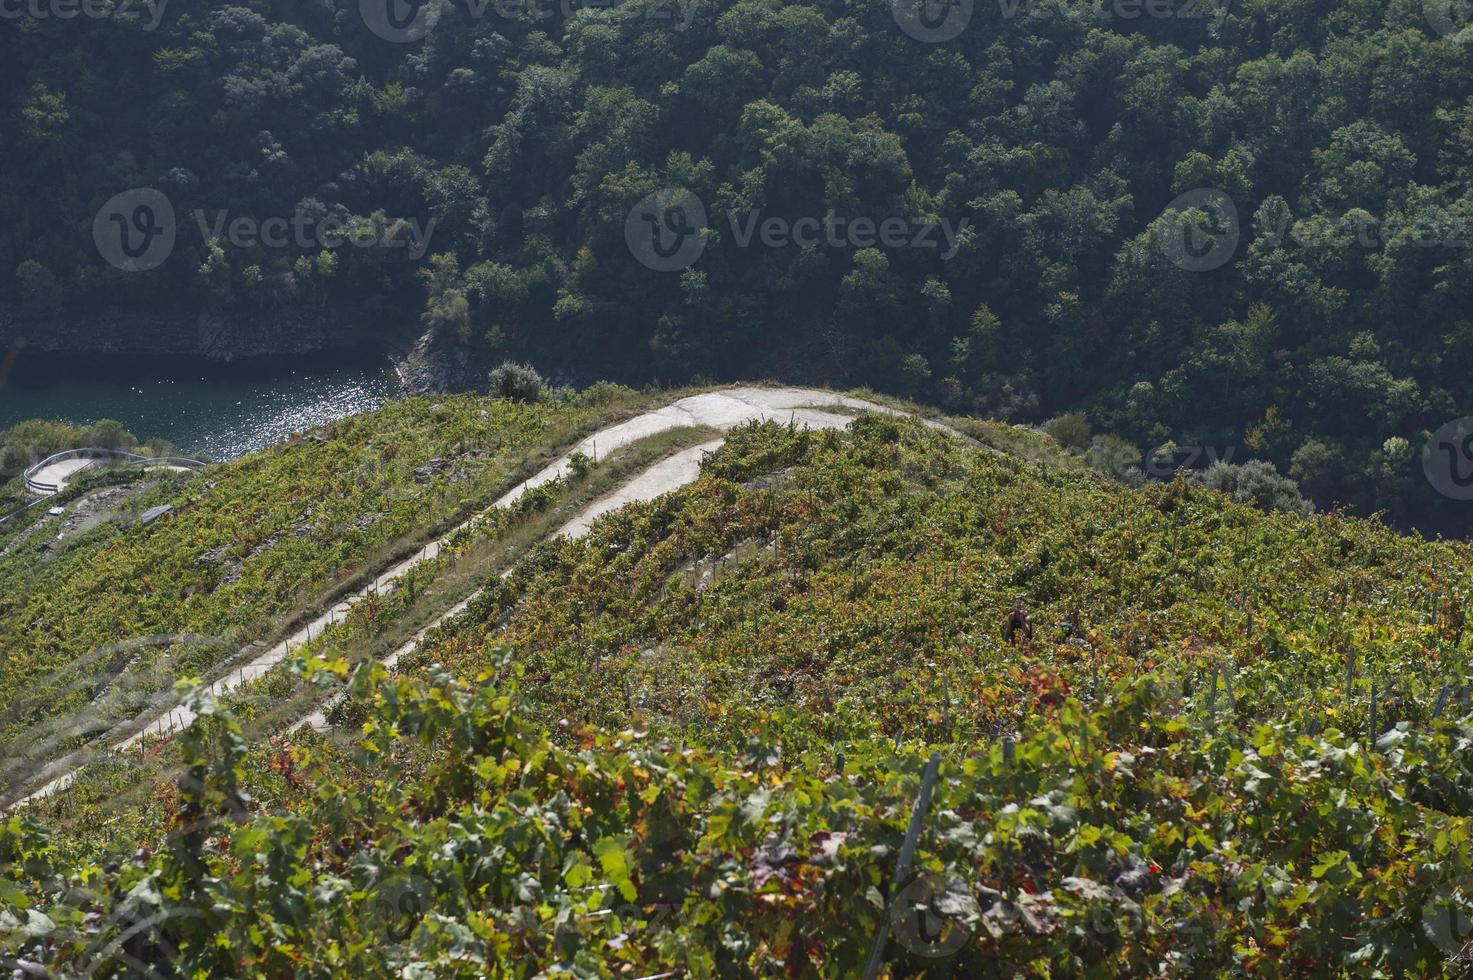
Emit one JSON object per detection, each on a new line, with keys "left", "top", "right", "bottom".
{"left": 0, "top": 365, "right": 398, "bottom": 461}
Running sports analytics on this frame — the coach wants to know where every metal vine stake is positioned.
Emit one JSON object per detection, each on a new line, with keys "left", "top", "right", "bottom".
{"left": 1367, "top": 675, "right": 1378, "bottom": 749}
{"left": 939, "top": 674, "right": 954, "bottom": 741}
{"left": 1434, "top": 683, "right": 1451, "bottom": 720}
{"left": 861, "top": 752, "right": 943, "bottom": 980}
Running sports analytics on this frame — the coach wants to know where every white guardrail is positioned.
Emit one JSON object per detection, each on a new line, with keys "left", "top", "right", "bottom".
{"left": 22, "top": 448, "right": 206, "bottom": 495}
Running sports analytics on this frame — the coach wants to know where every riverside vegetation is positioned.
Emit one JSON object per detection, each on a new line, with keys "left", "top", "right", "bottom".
{"left": 3, "top": 390, "right": 1473, "bottom": 975}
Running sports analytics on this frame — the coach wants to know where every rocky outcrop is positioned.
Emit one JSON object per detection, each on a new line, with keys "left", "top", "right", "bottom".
{"left": 394, "top": 327, "right": 487, "bottom": 396}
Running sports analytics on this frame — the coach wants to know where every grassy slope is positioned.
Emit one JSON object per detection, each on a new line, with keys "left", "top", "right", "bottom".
{"left": 6, "top": 404, "right": 1473, "bottom": 976}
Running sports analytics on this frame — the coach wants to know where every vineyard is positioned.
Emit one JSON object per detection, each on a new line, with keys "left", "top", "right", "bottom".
{"left": 5, "top": 397, "right": 1473, "bottom": 976}
{"left": 0, "top": 385, "right": 668, "bottom": 783}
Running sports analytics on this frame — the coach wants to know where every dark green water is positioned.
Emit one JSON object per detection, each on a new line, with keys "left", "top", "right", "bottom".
{"left": 0, "top": 359, "right": 399, "bottom": 461}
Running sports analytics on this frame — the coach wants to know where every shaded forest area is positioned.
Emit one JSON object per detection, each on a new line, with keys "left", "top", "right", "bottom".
{"left": 3, "top": 0, "right": 1473, "bottom": 531}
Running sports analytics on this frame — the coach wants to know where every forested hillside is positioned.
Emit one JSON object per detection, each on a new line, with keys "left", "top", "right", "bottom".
{"left": 6, "top": 402, "right": 1473, "bottom": 975}
{"left": 3, "top": 0, "right": 1473, "bottom": 530}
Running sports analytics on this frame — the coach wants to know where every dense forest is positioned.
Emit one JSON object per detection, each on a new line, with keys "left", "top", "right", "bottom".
{"left": 3, "top": 0, "right": 1473, "bottom": 530}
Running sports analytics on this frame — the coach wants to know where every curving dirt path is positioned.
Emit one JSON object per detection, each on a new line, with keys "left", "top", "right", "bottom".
{"left": 9, "top": 387, "right": 956, "bottom": 807}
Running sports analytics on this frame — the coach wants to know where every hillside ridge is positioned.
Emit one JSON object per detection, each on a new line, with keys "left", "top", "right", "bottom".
{"left": 2, "top": 386, "right": 959, "bottom": 809}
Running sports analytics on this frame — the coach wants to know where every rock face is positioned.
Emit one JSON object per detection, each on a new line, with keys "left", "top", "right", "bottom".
{"left": 394, "top": 327, "right": 487, "bottom": 396}
{"left": 0, "top": 306, "right": 394, "bottom": 362}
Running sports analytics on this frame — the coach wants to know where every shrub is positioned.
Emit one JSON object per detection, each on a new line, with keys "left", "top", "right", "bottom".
{"left": 1044, "top": 412, "right": 1092, "bottom": 451}
{"left": 1193, "top": 459, "right": 1314, "bottom": 515}
{"left": 487, "top": 361, "right": 547, "bottom": 403}
{"left": 578, "top": 381, "right": 637, "bottom": 407}
{"left": 566, "top": 451, "right": 595, "bottom": 480}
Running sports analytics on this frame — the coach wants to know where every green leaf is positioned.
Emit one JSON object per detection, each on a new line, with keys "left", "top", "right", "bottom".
{"left": 594, "top": 837, "right": 637, "bottom": 902}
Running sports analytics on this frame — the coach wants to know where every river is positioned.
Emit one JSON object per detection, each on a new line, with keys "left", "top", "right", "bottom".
{"left": 0, "top": 358, "right": 399, "bottom": 462}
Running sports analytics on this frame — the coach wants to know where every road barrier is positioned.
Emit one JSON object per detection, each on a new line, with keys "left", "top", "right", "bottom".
{"left": 22, "top": 448, "right": 206, "bottom": 495}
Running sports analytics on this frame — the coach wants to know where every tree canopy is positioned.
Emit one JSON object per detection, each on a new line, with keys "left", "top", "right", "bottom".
{"left": 3, "top": 0, "right": 1472, "bottom": 530}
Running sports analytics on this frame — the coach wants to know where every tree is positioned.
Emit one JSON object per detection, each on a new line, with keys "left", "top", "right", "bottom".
{"left": 1290, "top": 440, "right": 1341, "bottom": 501}
{"left": 15, "top": 260, "right": 62, "bottom": 313}
{"left": 421, "top": 253, "right": 471, "bottom": 343}
{"left": 84, "top": 419, "right": 138, "bottom": 452}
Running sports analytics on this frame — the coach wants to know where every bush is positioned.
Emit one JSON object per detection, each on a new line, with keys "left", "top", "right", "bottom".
{"left": 566, "top": 451, "right": 595, "bottom": 480}
{"left": 578, "top": 380, "right": 638, "bottom": 407}
{"left": 487, "top": 361, "right": 547, "bottom": 403}
{"left": 1193, "top": 460, "right": 1314, "bottom": 516}
{"left": 1044, "top": 413, "right": 1092, "bottom": 452}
